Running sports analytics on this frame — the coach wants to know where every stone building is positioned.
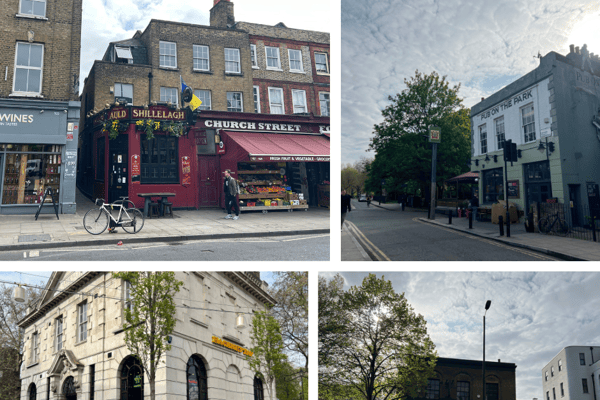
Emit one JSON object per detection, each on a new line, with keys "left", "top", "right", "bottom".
{"left": 470, "top": 44, "right": 600, "bottom": 223}
{"left": 0, "top": 0, "right": 82, "bottom": 214}
{"left": 410, "top": 357, "right": 517, "bottom": 400}
{"left": 18, "top": 271, "right": 276, "bottom": 400}
{"left": 542, "top": 346, "right": 600, "bottom": 400}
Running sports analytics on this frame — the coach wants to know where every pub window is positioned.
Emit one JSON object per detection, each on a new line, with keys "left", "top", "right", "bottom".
{"left": 193, "top": 45, "right": 209, "bottom": 71}
{"left": 194, "top": 90, "right": 211, "bottom": 110}
{"left": 457, "top": 381, "right": 470, "bottom": 400}
{"left": 140, "top": 134, "right": 179, "bottom": 184}
{"left": 115, "top": 83, "right": 133, "bottom": 105}
{"left": 78, "top": 301, "right": 88, "bottom": 342}
{"left": 227, "top": 92, "right": 243, "bottom": 112}
{"left": 19, "top": 0, "right": 46, "bottom": 17}
{"left": 254, "top": 375, "right": 264, "bottom": 400}
{"left": 482, "top": 167, "right": 503, "bottom": 204}
{"left": 187, "top": 355, "right": 208, "bottom": 400}
{"left": 319, "top": 92, "right": 330, "bottom": 116}
{"left": 13, "top": 42, "right": 44, "bottom": 95}
{"left": 253, "top": 86, "right": 261, "bottom": 113}
{"left": 160, "top": 87, "right": 178, "bottom": 106}
{"left": 159, "top": 41, "right": 177, "bottom": 68}
{"left": 28, "top": 383, "right": 36, "bottom": 400}
{"left": 55, "top": 317, "right": 63, "bottom": 351}
{"left": 268, "top": 87, "right": 284, "bottom": 114}
{"left": 495, "top": 116, "right": 505, "bottom": 151}
{"left": 479, "top": 124, "right": 487, "bottom": 154}
{"left": 522, "top": 104, "right": 536, "bottom": 142}
{"left": 250, "top": 44, "right": 258, "bottom": 68}
{"left": 425, "top": 378, "right": 440, "bottom": 399}
{"left": 121, "top": 356, "right": 143, "bottom": 400}
{"left": 224, "top": 48, "right": 240, "bottom": 73}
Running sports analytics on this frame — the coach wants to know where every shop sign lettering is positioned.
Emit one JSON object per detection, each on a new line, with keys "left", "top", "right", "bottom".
{"left": 0, "top": 113, "right": 34, "bottom": 126}
{"left": 205, "top": 120, "right": 302, "bottom": 132}
{"left": 212, "top": 336, "right": 253, "bottom": 356}
{"left": 108, "top": 109, "right": 128, "bottom": 120}
{"left": 479, "top": 89, "right": 533, "bottom": 120}
{"left": 251, "top": 156, "right": 330, "bottom": 162}
{"left": 132, "top": 108, "right": 185, "bottom": 120}
{"left": 576, "top": 71, "right": 600, "bottom": 88}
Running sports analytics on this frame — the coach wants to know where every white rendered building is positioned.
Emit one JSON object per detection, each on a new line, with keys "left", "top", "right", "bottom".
{"left": 542, "top": 346, "right": 600, "bottom": 400}
{"left": 19, "top": 271, "right": 276, "bottom": 400}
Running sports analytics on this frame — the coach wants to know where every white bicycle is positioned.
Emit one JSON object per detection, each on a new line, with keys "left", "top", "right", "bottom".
{"left": 83, "top": 197, "right": 145, "bottom": 235}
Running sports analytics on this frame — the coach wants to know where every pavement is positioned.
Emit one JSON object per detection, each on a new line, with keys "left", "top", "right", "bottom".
{"left": 0, "top": 189, "right": 330, "bottom": 253}
{"left": 340, "top": 202, "right": 599, "bottom": 261}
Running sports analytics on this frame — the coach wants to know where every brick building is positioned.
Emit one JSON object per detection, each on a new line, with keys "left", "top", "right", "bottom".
{"left": 18, "top": 271, "right": 275, "bottom": 400}
{"left": 0, "top": 0, "right": 82, "bottom": 214}
{"left": 410, "top": 357, "right": 517, "bottom": 400}
{"left": 77, "top": 0, "right": 330, "bottom": 211}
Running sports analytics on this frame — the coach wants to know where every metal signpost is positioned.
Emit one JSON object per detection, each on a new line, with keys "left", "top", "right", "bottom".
{"left": 428, "top": 127, "right": 441, "bottom": 220}
{"left": 503, "top": 140, "right": 517, "bottom": 237}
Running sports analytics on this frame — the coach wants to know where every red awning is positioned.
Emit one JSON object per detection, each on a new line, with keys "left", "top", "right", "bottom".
{"left": 223, "top": 131, "right": 330, "bottom": 162}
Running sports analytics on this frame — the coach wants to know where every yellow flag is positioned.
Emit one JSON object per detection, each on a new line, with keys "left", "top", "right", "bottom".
{"left": 189, "top": 94, "right": 202, "bottom": 111}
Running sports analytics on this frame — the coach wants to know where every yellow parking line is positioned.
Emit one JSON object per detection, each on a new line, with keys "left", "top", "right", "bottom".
{"left": 345, "top": 220, "right": 391, "bottom": 261}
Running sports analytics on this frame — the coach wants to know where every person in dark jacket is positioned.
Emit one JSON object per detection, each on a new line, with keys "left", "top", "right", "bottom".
{"left": 341, "top": 190, "right": 352, "bottom": 230}
{"left": 223, "top": 169, "right": 240, "bottom": 220}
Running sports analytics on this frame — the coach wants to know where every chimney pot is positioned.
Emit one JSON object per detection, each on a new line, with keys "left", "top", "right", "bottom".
{"left": 498, "top": 359, "right": 501, "bottom": 362}
{"left": 576, "top": 46, "right": 580, "bottom": 54}
{"left": 481, "top": 97, "right": 485, "bottom": 101}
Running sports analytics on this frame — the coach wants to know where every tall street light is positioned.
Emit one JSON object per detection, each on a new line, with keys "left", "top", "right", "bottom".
{"left": 483, "top": 300, "right": 492, "bottom": 400}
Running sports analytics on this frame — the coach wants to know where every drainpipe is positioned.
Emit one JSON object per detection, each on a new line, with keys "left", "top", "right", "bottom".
{"left": 148, "top": 72, "right": 153, "bottom": 104}
{"left": 592, "top": 372, "right": 597, "bottom": 400}
{"left": 591, "top": 347, "right": 595, "bottom": 364}
{"left": 102, "top": 273, "right": 106, "bottom": 400}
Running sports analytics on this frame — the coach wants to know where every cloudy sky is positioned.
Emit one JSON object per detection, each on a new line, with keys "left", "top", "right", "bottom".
{"left": 341, "top": 0, "right": 600, "bottom": 165}
{"left": 319, "top": 271, "right": 600, "bottom": 400}
{"left": 79, "top": 0, "right": 331, "bottom": 94}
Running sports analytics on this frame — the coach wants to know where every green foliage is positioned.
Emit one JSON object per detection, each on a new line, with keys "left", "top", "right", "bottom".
{"left": 111, "top": 272, "right": 183, "bottom": 400}
{"left": 248, "top": 311, "right": 288, "bottom": 400}
{"left": 274, "top": 362, "right": 305, "bottom": 400}
{"left": 103, "top": 119, "right": 128, "bottom": 140}
{"left": 319, "top": 274, "right": 437, "bottom": 400}
{"left": 366, "top": 70, "right": 471, "bottom": 197}
{"left": 341, "top": 157, "right": 372, "bottom": 196}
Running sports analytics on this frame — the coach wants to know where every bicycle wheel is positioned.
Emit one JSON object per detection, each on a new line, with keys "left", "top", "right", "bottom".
{"left": 538, "top": 217, "right": 551, "bottom": 234}
{"left": 121, "top": 208, "right": 145, "bottom": 234}
{"left": 556, "top": 219, "right": 569, "bottom": 236}
{"left": 83, "top": 209, "right": 109, "bottom": 235}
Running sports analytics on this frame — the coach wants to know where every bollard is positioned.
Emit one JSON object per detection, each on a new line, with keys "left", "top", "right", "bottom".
{"left": 468, "top": 207, "right": 473, "bottom": 229}
{"left": 593, "top": 216, "right": 597, "bottom": 242}
{"left": 506, "top": 211, "right": 511, "bottom": 238}
{"left": 448, "top": 210, "right": 453, "bottom": 225}
{"left": 499, "top": 215, "right": 504, "bottom": 236}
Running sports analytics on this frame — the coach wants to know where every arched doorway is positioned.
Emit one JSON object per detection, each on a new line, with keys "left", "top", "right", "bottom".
{"left": 186, "top": 355, "right": 208, "bottom": 400}
{"left": 120, "top": 356, "right": 144, "bottom": 400}
{"left": 62, "top": 376, "right": 77, "bottom": 400}
{"left": 28, "top": 383, "right": 37, "bottom": 400}
{"left": 254, "top": 375, "right": 264, "bottom": 400}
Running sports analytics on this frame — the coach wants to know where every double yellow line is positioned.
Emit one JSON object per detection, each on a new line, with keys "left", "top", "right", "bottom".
{"left": 345, "top": 220, "right": 391, "bottom": 261}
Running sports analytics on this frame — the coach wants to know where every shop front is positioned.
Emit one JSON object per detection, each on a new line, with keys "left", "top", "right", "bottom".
{"left": 0, "top": 99, "right": 80, "bottom": 214}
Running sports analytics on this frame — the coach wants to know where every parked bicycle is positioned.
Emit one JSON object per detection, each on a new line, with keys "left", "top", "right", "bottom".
{"left": 83, "top": 197, "right": 144, "bottom": 235}
{"left": 538, "top": 211, "right": 569, "bottom": 236}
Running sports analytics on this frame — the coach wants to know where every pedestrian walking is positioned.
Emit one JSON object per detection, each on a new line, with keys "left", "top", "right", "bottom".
{"left": 341, "top": 189, "right": 352, "bottom": 230}
{"left": 366, "top": 195, "right": 371, "bottom": 207}
{"left": 223, "top": 169, "right": 240, "bottom": 220}
{"left": 470, "top": 193, "right": 479, "bottom": 221}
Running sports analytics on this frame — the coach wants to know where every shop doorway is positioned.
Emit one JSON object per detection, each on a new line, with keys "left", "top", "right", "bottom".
{"left": 63, "top": 376, "right": 77, "bottom": 400}
{"left": 524, "top": 161, "right": 552, "bottom": 212}
{"left": 569, "top": 184, "right": 581, "bottom": 226}
{"left": 108, "top": 134, "right": 128, "bottom": 203}
{"left": 120, "top": 356, "right": 144, "bottom": 400}
{"left": 198, "top": 156, "right": 219, "bottom": 207}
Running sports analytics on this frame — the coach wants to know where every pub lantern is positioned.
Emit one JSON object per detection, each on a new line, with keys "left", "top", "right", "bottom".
{"left": 13, "top": 285, "right": 27, "bottom": 303}
{"left": 236, "top": 314, "right": 246, "bottom": 330}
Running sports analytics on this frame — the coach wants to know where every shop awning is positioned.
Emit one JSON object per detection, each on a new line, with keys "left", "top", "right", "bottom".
{"left": 446, "top": 171, "right": 479, "bottom": 182}
{"left": 223, "top": 131, "right": 330, "bottom": 162}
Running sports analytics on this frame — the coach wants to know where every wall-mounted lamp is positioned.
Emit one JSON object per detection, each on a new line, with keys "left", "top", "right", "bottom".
{"left": 215, "top": 134, "right": 221, "bottom": 144}
{"left": 236, "top": 314, "right": 247, "bottom": 330}
{"left": 109, "top": 86, "right": 114, "bottom": 94}
{"left": 537, "top": 142, "right": 546, "bottom": 153}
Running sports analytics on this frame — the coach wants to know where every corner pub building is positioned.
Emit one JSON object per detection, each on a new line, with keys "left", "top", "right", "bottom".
{"left": 19, "top": 271, "right": 276, "bottom": 400}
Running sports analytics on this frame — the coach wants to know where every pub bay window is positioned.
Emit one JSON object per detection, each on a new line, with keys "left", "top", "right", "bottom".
{"left": 227, "top": 92, "right": 243, "bottom": 112}
{"left": 140, "top": 134, "right": 179, "bottom": 184}
{"left": 19, "top": 0, "right": 46, "bottom": 17}
{"left": 13, "top": 42, "right": 44, "bottom": 95}
{"left": 225, "top": 48, "right": 240, "bottom": 73}
{"left": 194, "top": 90, "right": 211, "bottom": 110}
{"left": 159, "top": 41, "right": 177, "bottom": 68}
{"left": 193, "top": 45, "right": 210, "bottom": 71}
{"left": 268, "top": 88, "right": 284, "bottom": 114}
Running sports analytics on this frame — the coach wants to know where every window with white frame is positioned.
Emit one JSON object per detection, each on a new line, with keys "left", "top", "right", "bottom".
{"left": 13, "top": 42, "right": 44, "bottom": 94}
{"left": 479, "top": 124, "right": 487, "bottom": 154}
{"left": 292, "top": 90, "right": 307, "bottom": 113}
{"left": 227, "top": 92, "right": 243, "bottom": 112}
{"left": 522, "top": 104, "right": 535, "bottom": 142}
{"left": 545, "top": 371, "right": 549, "bottom": 381}
{"left": 224, "top": 48, "right": 240, "bottom": 73}
{"left": 19, "top": 0, "right": 46, "bottom": 17}
{"left": 115, "top": 83, "right": 133, "bottom": 105}
{"left": 31, "top": 332, "right": 38, "bottom": 363}
{"left": 114, "top": 46, "right": 133, "bottom": 64}
{"left": 288, "top": 49, "right": 303, "bottom": 72}
{"left": 268, "top": 88, "right": 284, "bottom": 114}
{"left": 319, "top": 92, "right": 330, "bottom": 116}
{"left": 193, "top": 45, "right": 209, "bottom": 71}
{"left": 253, "top": 86, "right": 261, "bottom": 113}
{"left": 55, "top": 317, "right": 63, "bottom": 351}
{"left": 315, "top": 52, "right": 329, "bottom": 74}
{"left": 251, "top": 44, "right": 258, "bottom": 68}
{"left": 159, "top": 41, "right": 177, "bottom": 68}
{"left": 194, "top": 90, "right": 211, "bottom": 110}
{"left": 495, "top": 116, "right": 505, "bottom": 151}
{"left": 266, "top": 47, "right": 281, "bottom": 70}
{"left": 78, "top": 302, "right": 88, "bottom": 342}
{"left": 558, "top": 359, "right": 562, "bottom": 371}
{"left": 160, "top": 87, "right": 178, "bottom": 106}
{"left": 125, "top": 281, "right": 133, "bottom": 312}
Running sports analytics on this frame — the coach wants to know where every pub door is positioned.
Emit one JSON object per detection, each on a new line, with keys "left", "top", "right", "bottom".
{"left": 198, "top": 156, "right": 219, "bottom": 207}
{"left": 63, "top": 376, "right": 77, "bottom": 400}
{"left": 108, "top": 134, "right": 129, "bottom": 203}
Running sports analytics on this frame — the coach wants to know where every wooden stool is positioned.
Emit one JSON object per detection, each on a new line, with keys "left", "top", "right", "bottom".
{"left": 162, "top": 201, "right": 174, "bottom": 218}
{"left": 149, "top": 201, "right": 160, "bottom": 218}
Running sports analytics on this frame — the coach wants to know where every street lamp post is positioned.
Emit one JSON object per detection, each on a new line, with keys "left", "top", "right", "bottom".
{"left": 483, "top": 300, "right": 491, "bottom": 400}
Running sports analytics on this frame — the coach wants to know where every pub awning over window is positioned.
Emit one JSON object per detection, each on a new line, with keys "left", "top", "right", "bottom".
{"left": 222, "top": 131, "right": 330, "bottom": 162}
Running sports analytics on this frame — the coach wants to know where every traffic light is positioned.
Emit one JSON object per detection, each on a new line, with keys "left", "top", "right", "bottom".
{"left": 186, "top": 106, "right": 197, "bottom": 126}
{"left": 504, "top": 140, "right": 517, "bottom": 162}
{"left": 548, "top": 141, "right": 555, "bottom": 153}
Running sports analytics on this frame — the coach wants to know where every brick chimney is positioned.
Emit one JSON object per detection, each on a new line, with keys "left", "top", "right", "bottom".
{"left": 210, "top": 0, "right": 235, "bottom": 28}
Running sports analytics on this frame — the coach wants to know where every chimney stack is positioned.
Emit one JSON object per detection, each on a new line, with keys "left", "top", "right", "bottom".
{"left": 570, "top": 44, "right": 575, "bottom": 53}
{"left": 210, "top": 0, "right": 234, "bottom": 28}
{"left": 576, "top": 46, "right": 580, "bottom": 54}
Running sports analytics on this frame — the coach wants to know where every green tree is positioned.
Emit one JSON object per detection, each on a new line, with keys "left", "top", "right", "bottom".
{"left": 112, "top": 272, "right": 183, "bottom": 400}
{"left": 366, "top": 70, "right": 470, "bottom": 199}
{"left": 274, "top": 362, "right": 303, "bottom": 400}
{"left": 0, "top": 283, "right": 43, "bottom": 400}
{"left": 248, "top": 310, "right": 288, "bottom": 400}
{"left": 320, "top": 274, "right": 437, "bottom": 400}
{"left": 341, "top": 165, "right": 361, "bottom": 195}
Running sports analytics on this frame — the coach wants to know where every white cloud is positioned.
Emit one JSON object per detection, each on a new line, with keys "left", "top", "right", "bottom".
{"left": 341, "top": 0, "right": 600, "bottom": 164}
{"left": 321, "top": 271, "right": 600, "bottom": 400}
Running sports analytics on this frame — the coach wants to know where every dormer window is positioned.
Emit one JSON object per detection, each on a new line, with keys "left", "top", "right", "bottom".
{"left": 115, "top": 47, "right": 133, "bottom": 64}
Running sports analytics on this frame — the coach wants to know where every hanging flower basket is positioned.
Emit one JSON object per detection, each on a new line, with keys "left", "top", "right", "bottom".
{"left": 135, "top": 120, "right": 185, "bottom": 139}
{"left": 103, "top": 119, "right": 128, "bottom": 140}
